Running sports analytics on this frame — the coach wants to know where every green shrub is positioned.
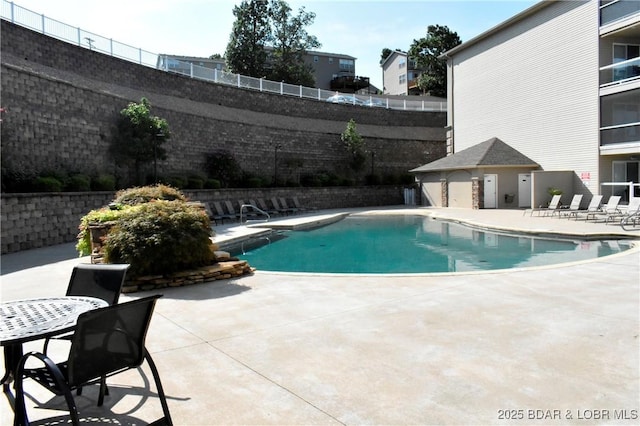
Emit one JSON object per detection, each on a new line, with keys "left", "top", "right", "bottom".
{"left": 1, "top": 168, "right": 37, "bottom": 192}
{"left": 91, "top": 174, "right": 116, "bottom": 191}
{"left": 76, "top": 206, "right": 124, "bottom": 256}
{"left": 166, "top": 175, "right": 187, "bottom": 189}
{"left": 245, "top": 177, "right": 263, "bottom": 188}
{"left": 33, "top": 176, "right": 63, "bottom": 192}
{"left": 187, "top": 176, "right": 204, "bottom": 189}
{"left": 204, "top": 178, "right": 221, "bottom": 189}
{"left": 103, "top": 200, "right": 214, "bottom": 277}
{"left": 65, "top": 174, "right": 91, "bottom": 191}
{"left": 112, "top": 184, "right": 186, "bottom": 206}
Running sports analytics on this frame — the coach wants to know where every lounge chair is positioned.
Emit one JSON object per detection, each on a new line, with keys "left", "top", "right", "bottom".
{"left": 555, "top": 194, "right": 583, "bottom": 218}
{"left": 568, "top": 195, "right": 603, "bottom": 220}
{"left": 525, "top": 194, "right": 562, "bottom": 216}
{"left": 605, "top": 198, "right": 640, "bottom": 224}
{"left": 257, "top": 198, "right": 281, "bottom": 216}
{"left": 585, "top": 195, "right": 621, "bottom": 221}
{"left": 270, "top": 197, "right": 291, "bottom": 215}
{"left": 292, "top": 196, "right": 310, "bottom": 212}
{"left": 224, "top": 200, "right": 241, "bottom": 221}
{"left": 279, "top": 197, "right": 299, "bottom": 214}
{"left": 212, "top": 201, "right": 235, "bottom": 224}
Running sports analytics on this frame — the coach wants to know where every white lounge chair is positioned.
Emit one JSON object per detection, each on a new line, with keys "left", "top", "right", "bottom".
{"left": 585, "top": 195, "right": 621, "bottom": 221}
{"left": 605, "top": 198, "right": 640, "bottom": 224}
{"left": 526, "top": 194, "right": 562, "bottom": 217}
{"left": 555, "top": 194, "right": 583, "bottom": 218}
{"left": 568, "top": 194, "right": 603, "bottom": 220}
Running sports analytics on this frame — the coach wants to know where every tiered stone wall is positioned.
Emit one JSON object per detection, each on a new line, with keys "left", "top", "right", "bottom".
{"left": 0, "top": 186, "right": 406, "bottom": 254}
{"left": 1, "top": 22, "right": 446, "bottom": 184}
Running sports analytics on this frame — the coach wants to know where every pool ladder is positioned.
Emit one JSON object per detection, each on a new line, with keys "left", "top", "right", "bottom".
{"left": 240, "top": 204, "right": 270, "bottom": 224}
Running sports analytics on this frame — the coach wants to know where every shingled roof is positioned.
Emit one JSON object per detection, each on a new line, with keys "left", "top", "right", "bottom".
{"left": 410, "top": 137, "right": 539, "bottom": 173}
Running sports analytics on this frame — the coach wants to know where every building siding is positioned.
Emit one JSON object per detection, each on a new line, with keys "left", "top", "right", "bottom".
{"left": 450, "top": 0, "right": 600, "bottom": 194}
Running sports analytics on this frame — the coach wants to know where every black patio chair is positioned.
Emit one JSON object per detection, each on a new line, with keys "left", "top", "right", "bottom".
{"left": 41, "top": 263, "right": 130, "bottom": 404}
{"left": 43, "top": 263, "right": 130, "bottom": 353}
{"left": 14, "top": 295, "right": 172, "bottom": 426}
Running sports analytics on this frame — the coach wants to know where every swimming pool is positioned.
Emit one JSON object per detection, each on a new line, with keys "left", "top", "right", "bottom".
{"left": 234, "top": 215, "right": 634, "bottom": 274}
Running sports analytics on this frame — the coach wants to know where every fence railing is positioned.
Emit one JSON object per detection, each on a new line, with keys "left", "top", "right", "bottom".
{"left": 1, "top": 0, "right": 446, "bottom": 112}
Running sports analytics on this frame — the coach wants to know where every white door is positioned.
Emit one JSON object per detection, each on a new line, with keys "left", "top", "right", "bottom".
{"left": 484, "top": 174, "right": 497, "bottom": 208}
{"left": 518, "top": 174, "right": 531, "bottom": 208}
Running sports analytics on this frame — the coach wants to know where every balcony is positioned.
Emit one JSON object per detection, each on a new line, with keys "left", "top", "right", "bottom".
{"left": 600, "top": 122, "right": 640, "bottom": 146}
{"left": 600, "top": 57, "right": 640, "bottom": 86}
{"left": 600, "top": 0, "right": 640, "bottom": 27}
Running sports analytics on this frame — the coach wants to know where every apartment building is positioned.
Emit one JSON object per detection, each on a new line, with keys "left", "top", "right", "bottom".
{"left": 380, "top": 50, "right": 423, "bottom": 95}
{"left": 412, "top": 0, "right": 639, "bottom": 209}
{"left": 157, "top": 50, "right": 366, "bottom": 92}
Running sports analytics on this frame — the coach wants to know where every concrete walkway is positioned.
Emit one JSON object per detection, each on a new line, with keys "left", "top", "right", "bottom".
{"left": 1, "top": 207, "right": 639, "bottom": 425}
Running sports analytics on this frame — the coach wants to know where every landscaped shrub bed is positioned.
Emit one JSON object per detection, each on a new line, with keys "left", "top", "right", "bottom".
{"left": 77, "top": 185, "right": 216, "bottom": 278}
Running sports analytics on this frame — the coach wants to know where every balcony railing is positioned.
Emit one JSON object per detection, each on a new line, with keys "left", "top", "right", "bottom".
{"left": 0, "top": 0, "right": 446, "bottom": 113}
{"left": 600, "top": 0, "right": 640, "bottom": 26}
{"left": 600, "top": 57, "right": 640, "bottom": 86}
{"left": 600, "top": 122, "right": 640, "bottom": 145}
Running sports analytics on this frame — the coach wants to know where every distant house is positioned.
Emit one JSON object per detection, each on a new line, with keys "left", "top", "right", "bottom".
{"left": 380, "top": 50, "right": 424, "bottom": 96}
{"left": 412, "top": 0, "right": 640, "bottom": 209}
{"left": 157, "top": 50, "right": 369, "bottom": 92}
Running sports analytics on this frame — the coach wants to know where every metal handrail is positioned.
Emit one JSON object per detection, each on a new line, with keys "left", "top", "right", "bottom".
{"left": 240, "top": 204, "right": 270, "bottom": 224}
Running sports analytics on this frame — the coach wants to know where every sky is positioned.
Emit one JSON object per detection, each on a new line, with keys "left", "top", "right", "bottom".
{"left": 11, "top": 0, "right": 539, "bottom": 90}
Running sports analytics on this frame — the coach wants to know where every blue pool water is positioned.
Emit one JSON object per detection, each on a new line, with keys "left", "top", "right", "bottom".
{"left": 234, "top": 215, "right": 634, "bottom": 273}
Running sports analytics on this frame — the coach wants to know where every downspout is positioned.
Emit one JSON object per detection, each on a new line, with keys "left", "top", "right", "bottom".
{"left": 440, "top": 52, "right": 454, "bottom": 156}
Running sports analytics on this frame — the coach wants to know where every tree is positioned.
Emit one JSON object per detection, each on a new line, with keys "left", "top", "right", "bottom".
{"left": 340, "top": 119, "right": 366, "bottom": 176}
{"left": 380, "top": 48, "right": 392, "bottom": 64}
{"left": 110, "top": 98, "right": 170, "bottom": 185}
{"left": 209, "top": 53, "right": 223, "bottom": 59}
{"left": 225, "top": 0, "right": 271, "bottom": 78}
{"left": 408, "top": 25, "right": 461, "bottom": 97}
{"left": 267, "top": 0, "right": 321, "bottom": 86}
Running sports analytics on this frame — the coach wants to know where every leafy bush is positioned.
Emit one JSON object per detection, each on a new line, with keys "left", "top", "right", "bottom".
{"left": 76, "top": 206, "right": 124, "bottom": 256}
{"left": 112, "top": 184, "right": 186, "bottom": 206}
{"left": 77, "top": 185, "right": 215, "bottom": 278}
{"left": 187, "top": 175, "right": 204, "bottom": 189}
{"left": 166, "top": 175, "right": 187, "bottom": 189}
{"left": 1, "top": 167, "right": 37, "bottom": 192}
{"left": 65, "top": 174, "right": 91, "bottom": 191}
{"left": 91, "top": 174, "right": 116, "bottom": 191}
{"left": 103, "top": 200, "right": 214, "bottom": 277}
{"left": 204, "top": 178, "right": 221, "bottom": 189}
{"left": 33, "top": 176, "right": 63, "bottom": 192}
{"left": 205, "top": 151, "right": 243, "bottom": 187}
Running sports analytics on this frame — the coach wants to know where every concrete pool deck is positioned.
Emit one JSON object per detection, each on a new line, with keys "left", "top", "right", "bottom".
{"left": 1, "top": 207, "right": 639, "bottom": 425}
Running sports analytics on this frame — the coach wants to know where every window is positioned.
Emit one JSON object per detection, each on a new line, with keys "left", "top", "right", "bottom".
{"left": 399, "top": 74, "right": 406, "bottom": 85}
{"left": 612, "top": 43, "right": 640, "bottom": 81}
{"left": 329, "top": 57, "right": 334, "bottom": 63}
{"left": 399, "top": 58, "right": 406, "bottom": 69}
{"left": 314, "top": 55, "right": 319, "bottom": 62}
{"left": 339, "top": 58, "right": 354, "bottom": 72}
{"left": 612, "top": 161, "right": 640, "bottom": 200}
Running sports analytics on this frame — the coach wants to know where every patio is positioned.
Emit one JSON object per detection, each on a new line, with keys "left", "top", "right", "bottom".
{"left": 1, "top": 207, "right": 638, "bottom": 425}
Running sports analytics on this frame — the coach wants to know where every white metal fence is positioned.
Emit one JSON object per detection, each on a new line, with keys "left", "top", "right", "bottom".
{"left": 1, "top": 0, "right": 446, "bottom": 112}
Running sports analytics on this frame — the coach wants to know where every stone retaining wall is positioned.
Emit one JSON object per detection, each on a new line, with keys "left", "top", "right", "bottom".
{"left": 1, "top": 186, "right": 407, "bottom": 254}
{"left": 1, "top": 22, "right": 446, "bottom": 186}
